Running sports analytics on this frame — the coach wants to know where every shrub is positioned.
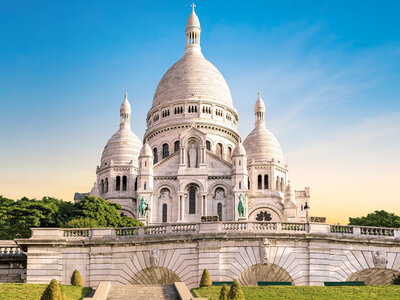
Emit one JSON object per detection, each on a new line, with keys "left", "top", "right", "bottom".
{"left": 228, "top": 280, "right": 245, "bottom": 300}
{"left": 393, "top": 273, "right": 400, "bottom": 285}
{"left": 71, "top": 269, "right": 84, "bottom": 286}
{"left": 59, "top": 283, "right": 66, "bottom": 300}
{"left": 219, "top": 284, "right": 229, "bottom": 300}
{"left": 199, "top": 269, "right": 212, "bottom": 287}
{"left": 41, "top": 279, "right": 62, "bottom": 300}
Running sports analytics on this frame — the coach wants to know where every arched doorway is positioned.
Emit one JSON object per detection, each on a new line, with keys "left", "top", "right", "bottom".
{"left": 130, "top": 267, "right": 181, "bottom": 285}
{"left": 238, "top": 264, "right": 293, "bottom": 286}
{"left": 347, "top": 268, "right": 400, "bottom": 285}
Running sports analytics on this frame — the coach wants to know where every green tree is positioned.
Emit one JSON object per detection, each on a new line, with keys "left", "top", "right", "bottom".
{"left": 199, "top": 269, "right": 212, "bottom": 287}
{"left": 71, "top": 196, "right": 142, "bottom": 228}
{"left": 349, "top": 210, "right": 400, "bottom": 228}
{"left": 228, "top": 281, "right": 245, "bottom": 300}
{"left": 0, "top": 195, "right": 141, "bottom": 239}
{"left": 219, "top": 284, "right": 229, "bottom": 300}
{"left": 71, "top": 269, "right": 84, "bottom": 286}
{"left": 41, "top": 279, "right": 62, "bottom": 300}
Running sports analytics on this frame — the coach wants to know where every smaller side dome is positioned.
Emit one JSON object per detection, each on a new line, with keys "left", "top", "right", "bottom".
{"left": 232, "top": 142, "right": 246, "bottom": 156}
{"left": 139, "top": 143, "right": 152, "bottom": 157}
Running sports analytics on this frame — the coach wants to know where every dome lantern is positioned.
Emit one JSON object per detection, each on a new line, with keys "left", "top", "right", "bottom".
{"left": 120, "top": 92, "right": 131, "bottom": 128}
{"left": 254, "top": 91, "right": 266, "bottom": 127}
{"left": 185, "top": 3, "right": 201, "bottom": 50}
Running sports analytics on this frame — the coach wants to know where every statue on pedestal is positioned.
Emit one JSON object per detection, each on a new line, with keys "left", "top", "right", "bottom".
{"left": 238, "top": 194, "right": 246, "bottom": 218}
{"left": 138, "top": 197, "right": 148, "bottom": 219}
{"left": 188, "top": 144, "right": 197, "bottom": 168}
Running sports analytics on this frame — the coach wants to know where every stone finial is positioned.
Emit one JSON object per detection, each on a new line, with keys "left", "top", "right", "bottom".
{"left": 191, "top": 3, "right": 196, "bottom": 12}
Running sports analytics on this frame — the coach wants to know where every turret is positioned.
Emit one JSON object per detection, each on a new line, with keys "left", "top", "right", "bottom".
{"left": 137, "top": 143, "right": 154, "bottom": 224}
{"left": 232, "top": 142, "right": 248, "bottom": 221}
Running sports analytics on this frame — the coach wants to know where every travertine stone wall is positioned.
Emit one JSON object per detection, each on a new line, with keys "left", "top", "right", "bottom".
{"left": 16, "top": 224, "right": 400, "bottom": 289}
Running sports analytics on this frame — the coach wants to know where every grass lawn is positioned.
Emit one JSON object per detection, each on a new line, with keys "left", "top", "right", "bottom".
{"left": 0, "top": 283, "right": 92, "bottom": 300}
{"left": 192, "top": 286, "right": 400, "bottom": 300}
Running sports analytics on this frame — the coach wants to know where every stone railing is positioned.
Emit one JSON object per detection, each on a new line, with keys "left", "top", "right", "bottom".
{"left": 27, "top": 222, "right": 400, "bottom": 241}
{"left": 330, "top": 225, "right": 354, "bottom": 234}
{"left": 0, "top": 241, "right": 24, "bottom": 256}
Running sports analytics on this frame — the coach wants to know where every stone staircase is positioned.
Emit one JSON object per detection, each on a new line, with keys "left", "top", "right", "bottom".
{"left": 106, "top": 284, "right": 180, "bottom": 300}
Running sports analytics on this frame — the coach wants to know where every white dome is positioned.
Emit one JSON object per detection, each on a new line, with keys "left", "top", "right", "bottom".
{"left": 151, "top": 50, "right": 234, "bottom": 109}
{"left": 232, "top": 142, "right": 246, "bottom": 156}
{"left": 139, "top": 143, "right": 152, "bottom": 157}
{"left": 243, "top": 126, "right": 284, "bottom": 164}
{"left": 100, "top": 127, "right": 142, "bottom": 167}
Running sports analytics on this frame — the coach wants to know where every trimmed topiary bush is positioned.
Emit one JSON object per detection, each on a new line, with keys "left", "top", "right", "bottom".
{"left": 41, "top": 279, "right": 62, "bottom": 300}
{"left": 199, "top": 269, "right": 212, "bottom": 287}
{"left": 219, "top": 284, "right": 229, "bottom": 300}
{"left": 71, "top": 269, "right": 84, "bottom": 286}
{"left": 59, "top": 283, "right": 66, "bottom": 300}
{"left": 393, "top": 274, "right": 400, "bottom": 285}
{"left": 227, "top": 280, "right": 245, "bottom": 300}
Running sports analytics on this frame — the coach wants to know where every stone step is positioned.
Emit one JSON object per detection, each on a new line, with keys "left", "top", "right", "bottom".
{"left": 106, "top": 284, "right": 180, "bottom": 300}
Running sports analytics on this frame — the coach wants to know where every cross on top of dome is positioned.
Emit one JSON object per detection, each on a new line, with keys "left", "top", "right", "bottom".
{"left": 191, "top": 3, "right": 196, "bottom": 11}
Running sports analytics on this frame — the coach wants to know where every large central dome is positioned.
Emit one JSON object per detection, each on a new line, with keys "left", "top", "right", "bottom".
{"left": 152, "top": 50, "right": 234, "bottom": 109}
{"left": 150, "top": 6, "right": 234, "bottom": 112}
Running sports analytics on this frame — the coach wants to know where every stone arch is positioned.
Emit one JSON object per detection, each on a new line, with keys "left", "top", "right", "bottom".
{"left": 238, "top": 263, "right": 293, "bottom": 286}
{"left": 130, "top": 267, "right": 181, "bottom": 285}
{"left": 180, "top": 179, "right": 205, "bottom": 194}
{"left": 181, "top": 132, "right": 205, "bottom": 148}
{"left": 347, "top": 268, "right": 400, "bottom": 285}
{"left": 249, "top": 205, "right": 284, "bottom": 222}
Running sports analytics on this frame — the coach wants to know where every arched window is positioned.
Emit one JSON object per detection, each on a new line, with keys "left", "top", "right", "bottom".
{"left": 189, "top": 188, "right": 196, "bottom": 214}
{"left": 174, "top": 141, "right": 180, "bottom": 152}
{"left": 216, "top": 143, "right": 223, "bottom": 158}
{"left": 239, "top": 159, "right": 241, "bottom": 166}
{"left": 264, "top": 175, "right": 269, "bottom": 190}
{"left": 162, "top": 203, "right": 167, "bottom": 223}
{"left": 122, "top": 176, "right": 127, "bottom": 191}
{"left": 280, "top": 177, "right": 284, "bottom": 192}
{"left": 162, "top": 143, "right": 169, "bottom": 158}
{"left": 258, "top": 174, "right": 262, "bottom": 190}
{"left": 239, "top": 181, "right": 242, "bottom": 189}
{"left": 105, "top": 178, "right": 109, "bottom": 193}
{"left": 276, "top": 177, "right": 280, "bottom": 191}
{"left": 227, "top": 147, "right": 232, "bottom": 162}
{"left": 248, "top": 178, "right": 250, "bottom": 189}
{"left": 206, "top": 141, "right": 211, "bottom": 150}
{"left": 101, "top": 179, "right": 104, "bottom": 194}
{"left": 116, "top": 176, "right": 121, "bottom": 191}
{"left": 134, "top": 177, "right": 137, "bottom": 191}
{"left": 217, "top": 203, "right": 222, "bottom": 221}
{"left": 144, "top": 182, "right": 146, "bottom": 191}
{"left": 153, "top": 148, "right": 158, "bottom": 164}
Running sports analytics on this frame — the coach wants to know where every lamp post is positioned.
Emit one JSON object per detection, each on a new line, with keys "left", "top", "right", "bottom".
{"left": 304, "top": 202, "right": 310, "bottom": 223}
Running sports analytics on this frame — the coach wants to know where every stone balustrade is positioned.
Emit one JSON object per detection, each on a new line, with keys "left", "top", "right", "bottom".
{"left": 26, "top": 222, "right": 400, "bottom": 241}
{"left": 0, "top": 241, "right": 24, "bottom": 256}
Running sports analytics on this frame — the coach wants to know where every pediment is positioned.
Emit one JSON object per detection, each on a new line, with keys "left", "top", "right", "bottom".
{"left": 206, "top": 152, "right": 232, "bottom": 175}
{"left": 153, "top": 152, "right": 180, "bottom": 175}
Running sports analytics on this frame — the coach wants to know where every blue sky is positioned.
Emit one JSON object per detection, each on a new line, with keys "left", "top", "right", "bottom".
{"left": 1, "top": 0, "right": 399, "bottom": 223}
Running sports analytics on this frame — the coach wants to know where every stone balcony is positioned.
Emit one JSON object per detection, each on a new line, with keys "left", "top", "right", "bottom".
{"left": 26, "top": 222, "right": 400, "bottom": 241}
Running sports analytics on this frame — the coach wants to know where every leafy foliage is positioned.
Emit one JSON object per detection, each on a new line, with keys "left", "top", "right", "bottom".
{"left": 0, "top": 195, "right": 142, "bottom": 239}
{"left": 40, "top": 279, "right": 62, "bottom": 300}
{"left": 227, "top": 281, "right": 244, "bottom": 300}
{"left": 200, "top": 269, "right": 212, "bottom": 287}
{"left": 393, "top": 274, "right": 400, "bottom": 285}
{"left": 71, "top": 270, "right": 84, "bottom": 286}
{"left": 349, "top": 210, "right": 400, "bottom": 228}
{"left": 219, "top": 284, "right": 229, "bottom": 300}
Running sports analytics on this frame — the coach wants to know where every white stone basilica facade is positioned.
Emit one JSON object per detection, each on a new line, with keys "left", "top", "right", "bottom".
{"left": 84, "top": 6, "right": 310, "bottom": 225}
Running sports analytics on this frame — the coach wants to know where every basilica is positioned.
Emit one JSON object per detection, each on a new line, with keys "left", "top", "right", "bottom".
{"left": 81, "top": 5, "right": 310, "bottom": 225}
